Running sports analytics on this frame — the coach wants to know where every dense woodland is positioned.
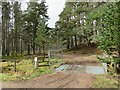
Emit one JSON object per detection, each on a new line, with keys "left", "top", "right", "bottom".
{"left": 2, "top": 1, "right": 50, "bottom": 56}
{"left": 1, "top": 1, "right": 120, "bottom": 72}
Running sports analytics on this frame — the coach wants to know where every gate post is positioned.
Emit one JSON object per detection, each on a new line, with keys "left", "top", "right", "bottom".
{"left": 14, "top": 59, "right": 16, "bottom": 72}
{"left": 34, "top": 57, "right": 38, "bottom": 69}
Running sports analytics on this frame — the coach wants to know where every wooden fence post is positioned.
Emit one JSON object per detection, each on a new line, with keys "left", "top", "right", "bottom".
{"left": 14, "top": 59, "right": 16, "bottom": 72}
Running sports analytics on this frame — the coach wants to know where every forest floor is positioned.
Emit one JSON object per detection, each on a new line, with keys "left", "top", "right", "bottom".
{"left": 2, "top": 47, "right": 118, "bottom": 88}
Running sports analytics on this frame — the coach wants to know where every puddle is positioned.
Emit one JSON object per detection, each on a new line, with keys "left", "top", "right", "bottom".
{"left": 55, "top": 64, "right": 107, "bottom": 74}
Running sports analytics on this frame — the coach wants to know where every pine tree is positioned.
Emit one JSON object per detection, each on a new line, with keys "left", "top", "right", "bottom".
{"left": 13, "top": 1, "right": 22, "bottom": 56}
{"left": 35, "top": 17, "right": 48, "bottom": 61}
{"left": 2, "top": 2, "right": 11, "bottom": 56}
{"left": 23, "top": 1, "right": 48, "bottom": 55}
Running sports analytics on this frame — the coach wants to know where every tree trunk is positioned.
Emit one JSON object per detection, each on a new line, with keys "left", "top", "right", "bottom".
{"left": 27, "top": 43, "right": 30, "bottom": 55}
{"left": 79, "top": 35, "right": 82, "bottom": 45}
{"left": 32, "top": 25, "right": 36, "bottom": 55}
{"left": 67, "top": 38, "right": 70, "bottom": 49}
{"left": 4, "top": 20, "right": 7, "bottom": 56}
{"left": 38, "top": 47, "right": 41, "bottom": 55}
{"left": 42, "top": 45, "right": 45, "bottom": 62}
{"left": 15, "top": 36, "right": 17, "bottom": 56}
{"left": 32, "top": 42, "right": 35, "bottom": 55}
{"left": 20, "top": 39, "right": 23, "bottom": 55}
{"left": 70, "top": 36, "right": 74, "bottom": 48}
{"left": 6, "top": 17, "right": 10, "bottom": 56}
{"left": 74, "top": 35, "right": 77, "bottom": 48}
{"left": 11, "top": 29, "right": 14, "bottom": 56}
{"left": 2, "top": 19, "right": 5, "bottom": 56}
{"left": 2, "top": 37, "right": 5, "bottom": 56}
{"left": 6, "top": 30, "right": 10, "bottom": 56}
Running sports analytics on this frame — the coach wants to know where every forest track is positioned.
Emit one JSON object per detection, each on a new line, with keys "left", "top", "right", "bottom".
{"left": 2, "top": 72, "right": 97, "bottom": 88}
{"left": 2, "top": 49, "right": 102, "bottom": 88}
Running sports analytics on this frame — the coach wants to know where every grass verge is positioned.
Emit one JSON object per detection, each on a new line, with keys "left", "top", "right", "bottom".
{"left": 0, "top": 58, "right": 63, "bottom": 81}
{"left": 92, "top": 74, "right": 119, "bottom": 88}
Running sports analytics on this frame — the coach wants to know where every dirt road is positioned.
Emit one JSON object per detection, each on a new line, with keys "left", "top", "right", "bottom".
{"left": 2, "top": 72, "right": 97, "bottom": 88}
{"left": 2, "top": 48, "right": 102, "bottom": 88}
{"left": 62, "top": 54, "right": 101, "bottom": 66}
